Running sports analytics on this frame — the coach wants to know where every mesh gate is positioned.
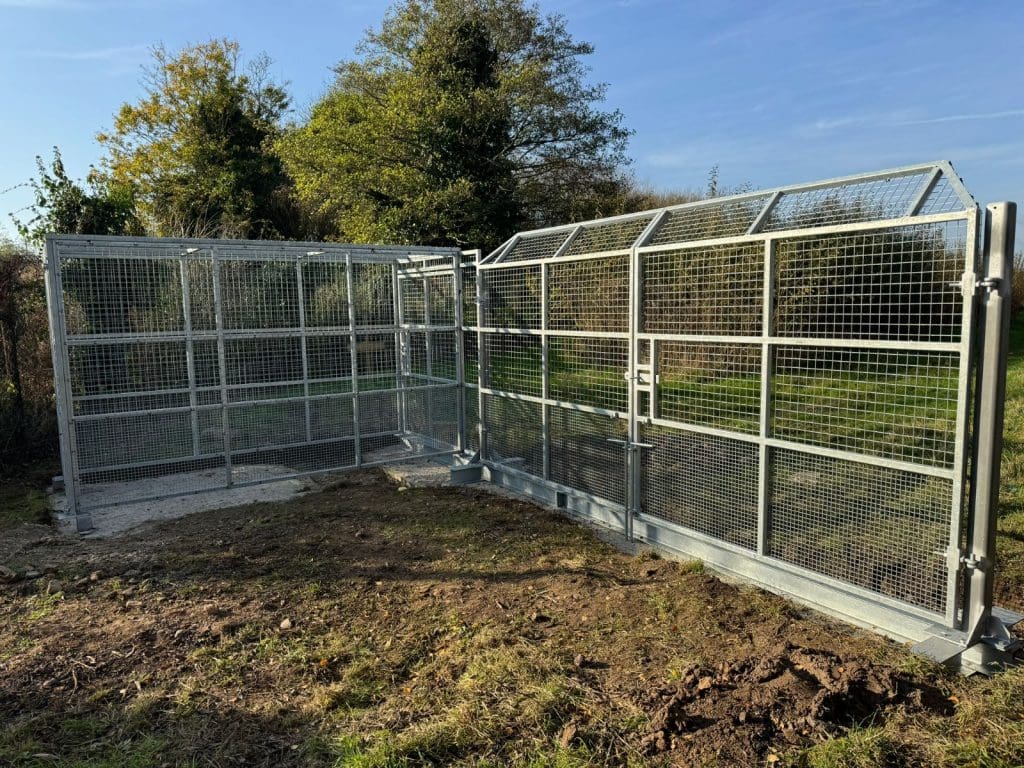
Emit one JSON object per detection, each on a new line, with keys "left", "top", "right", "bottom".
{"left": 472, "top": 162, "right": 1011, "bottom": 645}
{"left": 45, "top": 236, "right": 465, "bottom": 527}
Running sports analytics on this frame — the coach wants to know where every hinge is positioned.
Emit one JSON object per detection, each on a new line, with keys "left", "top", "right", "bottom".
{"left": 960, "top": 552, "right": 990, "bottom": 572}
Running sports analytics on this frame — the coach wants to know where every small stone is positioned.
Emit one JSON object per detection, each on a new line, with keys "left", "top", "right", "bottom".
{"left": 73, "top": 577, "right": 90, "bottom": 591}
{"left": 46, "top": 580, "right": 64, "bottom": 595}
{"left": 355, "top": 530, "right": 369, "bottom": 539}
{"left": 24, "top": 570, "right": 42, "bottom": 580}
{"left": 280, "top": 618, "right": 293, "bottom": 630}
{"left": 573, "top": 653, "right": 585, "bottom": 668}
{"left": 697, "top": 676, "right": 713, "bottom": 691}
{"left": 89, "top": 571, "right": 102, "bottom": 582}
{"left": 558, "top": 722, "right": 577, "bottom": 748}
{"left": 124, "top": 600, "right": 142, "bottom": 609}
{"left": 397, "top": 486, "right": 409, "bottom": 493}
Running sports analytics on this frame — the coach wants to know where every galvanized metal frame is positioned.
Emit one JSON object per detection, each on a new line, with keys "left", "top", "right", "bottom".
{"left": 467, "top": 162, "right": 1017, "bottom": 667}
{"left": 46, "top": 235, "right": 465, "bottom": 532}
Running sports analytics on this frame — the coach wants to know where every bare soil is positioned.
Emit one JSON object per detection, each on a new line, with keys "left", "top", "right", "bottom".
{"left": 0, "top": 471, "right": 974, "bottom": 767}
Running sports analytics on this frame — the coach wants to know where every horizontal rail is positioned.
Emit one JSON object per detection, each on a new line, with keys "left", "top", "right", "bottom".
{"left": 65, "top": 324, "right": 459, "bottom": 345}
{"left": 72, "top": 382, "right": 459, "bottom": 421}
{"left": 643, "top": 414, "right": 956, "bottom": 478}
{"left": 477, "top": 386, "right": 626, "bottom": 420}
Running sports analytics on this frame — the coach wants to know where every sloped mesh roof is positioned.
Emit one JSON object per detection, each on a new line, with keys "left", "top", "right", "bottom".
{"left": 485, "top": 162, "right": 975, "bottom": 263}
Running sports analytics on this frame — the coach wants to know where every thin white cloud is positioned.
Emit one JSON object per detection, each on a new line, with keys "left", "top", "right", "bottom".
{"left": 25, "top": 44, "right": 149, "bottom": 61}
{"left": 894, "top": 109, "right": 1024, "bottom": 126}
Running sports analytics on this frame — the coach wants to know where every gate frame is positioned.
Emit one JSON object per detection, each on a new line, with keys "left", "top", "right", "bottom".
{"left": 469, "top": 163, "right": 1020, "bottom": 672}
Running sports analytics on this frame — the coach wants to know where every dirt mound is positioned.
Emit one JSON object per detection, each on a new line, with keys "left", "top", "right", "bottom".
{"left": 638, "top": 642, "right": 951, "bottom": 765}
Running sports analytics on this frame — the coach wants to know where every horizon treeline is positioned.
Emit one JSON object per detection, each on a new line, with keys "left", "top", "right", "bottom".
{"left": 12, "top": 0, "right": 703, "bottom": 254}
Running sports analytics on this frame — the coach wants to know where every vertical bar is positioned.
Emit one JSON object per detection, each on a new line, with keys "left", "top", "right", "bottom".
{"left": 210, "top": 251, "right": 233, "bottom": 487}
{"left": 964, "top": 202, "right": 1016, "bottom": 643}
{"left": 179, "top": 256, "right": 200, "bottom": 457}
{"left": 475, "top": 255, "right": 489, "bottom": 461}
{"left": 625, "top": 241, "right": 643, "bottom": 541}
{"left": 345, "top": 254, "right": 362, "bottom": 466}
{"left": 423, "top": 275, "right": 434, "bottom": 444}
{"left": 392, "top": 264, "right": 407, "bottom": 436}
{"left": 453, "top": 253, "right": 466, "bottom": 453}
{"left": 648, "top": 339, "right": 658, "bottom": 419}
{"left": 948, "top": 210, "right": 981, "bottom": 627}
{"left": 541, "top": 261, "right": 551, "bottom": 479}
{"left": 295, "top": 258, "right": 312, "bottom": 442}
{"left": 756, "top": 238, "right": 777, "bottom": 555}
{"left": 44, "top": 239, "right": 90, "bottom": 531}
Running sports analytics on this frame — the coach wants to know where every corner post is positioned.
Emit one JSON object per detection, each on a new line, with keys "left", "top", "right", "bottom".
{"left": 44, "top": 238, "right": 90, "bottom": 532}
{"left": 964, "top": 202, "right": 1016, "bottom": 647}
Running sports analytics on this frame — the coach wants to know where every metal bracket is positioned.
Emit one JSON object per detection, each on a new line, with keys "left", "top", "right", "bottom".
{"left": 960, "top": 552, "right": 989, "bottom": 571}
{"left": 977, "top": 277, "right": 1002, "bottom": 293}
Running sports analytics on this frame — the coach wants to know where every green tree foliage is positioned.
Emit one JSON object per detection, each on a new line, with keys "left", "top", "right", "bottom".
{"left": 13, "top": 147, "right": 142, "bottom": 249}
{"left": 97, "top": 39, "right": 294, "bottom": 239}
{"left": 279, "top": 0, "right": 631, "bottom": 249}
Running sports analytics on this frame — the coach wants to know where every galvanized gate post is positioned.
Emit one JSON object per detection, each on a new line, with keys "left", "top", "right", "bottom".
{"left": 963, "top": 202, "right": 1017, "bottom": 654}
{"left": 44, "top": 239, "right": 90, "bottom": 532}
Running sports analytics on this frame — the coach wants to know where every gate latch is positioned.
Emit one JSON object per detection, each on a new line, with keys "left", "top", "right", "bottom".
{"left": 976, "top": 277, "right": 1002, "bottom": 293}
{"left": 606, "top": 438, "right": 654, "bottom": 450}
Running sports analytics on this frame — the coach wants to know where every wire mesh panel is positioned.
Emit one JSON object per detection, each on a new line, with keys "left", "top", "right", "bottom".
{"left": 767, "top": 448, "right": 952, "bottom": 613}
{"left": 479, "top": 162, "right": 983, "bottom": 631}
{"left": 47, "top": 236, "right": 464, "bottom": 518}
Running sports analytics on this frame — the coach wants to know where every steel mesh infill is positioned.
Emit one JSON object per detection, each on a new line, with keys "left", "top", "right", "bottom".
{"left": 640, "top": 424, "right": 759, "bottom": 550}
{"left": 767, "top": 448, "right": 951, "bottom": 614}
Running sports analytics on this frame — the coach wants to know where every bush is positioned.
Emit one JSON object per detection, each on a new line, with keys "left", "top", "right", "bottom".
{"left": 0, "top": 243, "right": 58, "bottom": 470}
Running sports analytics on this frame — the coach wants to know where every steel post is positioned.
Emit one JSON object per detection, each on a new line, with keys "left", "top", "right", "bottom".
{"left": 964, "top": 202, "right": 1016, "bottom": 645}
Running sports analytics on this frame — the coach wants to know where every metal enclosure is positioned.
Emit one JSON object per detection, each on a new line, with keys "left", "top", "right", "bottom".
{"left": 468, "top": 162, "right": 1018, "bottom": 669}
{"left": 45, "top": 236, "right": 465, "bottom": 532}
{"left": 44, "top": 163, "right": 1017, "bottom": 670}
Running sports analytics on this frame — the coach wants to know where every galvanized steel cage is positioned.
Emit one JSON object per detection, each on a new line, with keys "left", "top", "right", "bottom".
{"left": 45, "top": 162, "right": 1017, "bottom": 669}
{"left": 45, "top": 237, "right": 466, "bottom": 530}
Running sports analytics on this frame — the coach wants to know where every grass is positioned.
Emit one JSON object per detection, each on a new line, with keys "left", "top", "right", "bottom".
{"left": 993, "top": 313, "right": 1024, "bottom": 610}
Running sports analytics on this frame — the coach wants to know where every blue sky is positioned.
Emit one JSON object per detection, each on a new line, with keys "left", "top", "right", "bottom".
{"left": 1, "top": 0, "right": 1022, "bottom": 242}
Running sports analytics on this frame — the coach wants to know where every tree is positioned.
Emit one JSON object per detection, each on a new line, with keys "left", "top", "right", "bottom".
{"left": 97, "top": 39, "right": 294, "bottom": 239}
{"left": 279, "top": 0, "right": 632, "bottom": 249}
{"left": 13, "top": 147, "right": 142, "bottom": 249}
